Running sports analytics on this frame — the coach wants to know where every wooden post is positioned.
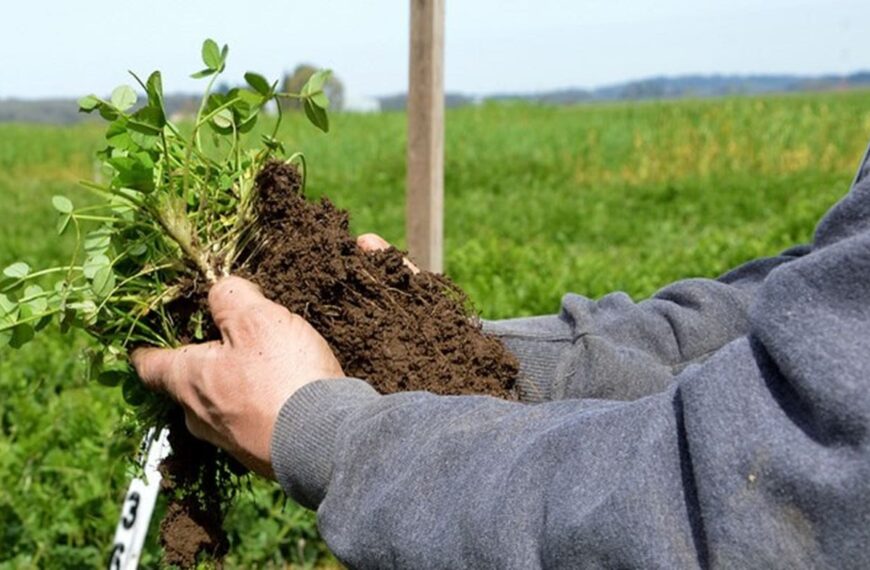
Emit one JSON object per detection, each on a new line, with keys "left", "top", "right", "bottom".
{"left": 406, "top": 0, "right": 445, "bottom": 273}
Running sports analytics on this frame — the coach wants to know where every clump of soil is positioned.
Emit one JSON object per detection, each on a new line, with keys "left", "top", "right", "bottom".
{"left": 246, "top": 161, "right": 518, "bottom": 397}
{"left": 158, "top": 160, "right": 519, "bottom": 566}
{"left": 157, "top": 414, "right": 233, "bottom": 568}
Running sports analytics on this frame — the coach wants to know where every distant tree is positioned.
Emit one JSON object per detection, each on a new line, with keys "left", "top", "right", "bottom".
{"left": 282, "top": 64, "right": 344, "bottom": 111}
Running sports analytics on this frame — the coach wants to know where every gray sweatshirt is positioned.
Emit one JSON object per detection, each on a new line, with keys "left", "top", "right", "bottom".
{"left": 271, "top": 143, "right": 870, "bottom": 569}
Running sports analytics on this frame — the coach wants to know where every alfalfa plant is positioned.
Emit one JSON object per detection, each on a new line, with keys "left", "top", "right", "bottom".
{"left": 0, "top": 39, "right": 331, "bottom": 562}
{"left": 0, "top": 38, "right": 329, "bottom": 403}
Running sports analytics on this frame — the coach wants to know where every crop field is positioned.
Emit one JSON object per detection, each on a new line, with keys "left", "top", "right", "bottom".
{"left": 1, "top": 89, "right": 869, "bottom": 567}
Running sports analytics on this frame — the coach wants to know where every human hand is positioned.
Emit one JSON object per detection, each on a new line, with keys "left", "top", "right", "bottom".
{"left": 132, "top": 276, "right": 344, "bottom": 479}
{"left": 356, "top": 233, "right": 420, "bottom": 274}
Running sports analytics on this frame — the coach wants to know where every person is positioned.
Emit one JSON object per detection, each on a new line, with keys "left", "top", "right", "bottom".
{"left": 133, "top": 141, "right": 870, "bottom": 569}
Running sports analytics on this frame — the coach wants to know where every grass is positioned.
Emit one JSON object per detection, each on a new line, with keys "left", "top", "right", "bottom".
{"left": 1, "top": 89, "right": 868, "bottom": 567}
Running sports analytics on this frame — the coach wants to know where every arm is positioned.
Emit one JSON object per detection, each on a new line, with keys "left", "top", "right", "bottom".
{"left": 273, "top": 194, "right": 870, "bottom": 567}
{"left": 484, "top": 244, "right": 809, "bottom": 402}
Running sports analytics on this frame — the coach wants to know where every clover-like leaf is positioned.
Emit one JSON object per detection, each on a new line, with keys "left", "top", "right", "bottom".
{"left": 304, "top": 69, "right": 332, "bottom": 95}
{"left": 0, "top": 315, "right": 14, "bottom": 347}
{"left": 303, "top": 98, "right": 329, "bottom": 133}
{"left": 23, "top": 285, "right": 48, "bottom": 314}
{"left": 83, "top": 254, "right": 111, "bottom": 279}
{"left": 201, "top": 39, "right": 222, "bottom": 70}
{"left": 84, "top": 228, "right": 113, "bottom": 255}
{"left": 0, "top": 294, "right": 16, "bottom": 318}
{"left": 91, "top": 266, "right": 116, "bottom": 299}
{"left": 78, "top": 95, "right": 101, "bottom": 112}
{"left": 9, "top": 323, "right": 34, "bottom": 349}
{"left": 51, "top": 195, "right": 74, "bottom": 214}
{"left": 310, "top": 91, "right": 330, "bottom": 109}
{"left": 244, "top": 72, "right": 271, "bottom": 96}
{"left": 111, "top": 85, "right": 138, "bottom": 112}
{"left": 191, "top": 68, "right": 215, "bottom": 79}
{"left": 212, "top": 108, "right": 234, "bottom": 129}
{"left": 146, "top": 71, "right": 164, "bottom": 108}
{"left": 2, "top": 262, "right": 30, "bottom": 279}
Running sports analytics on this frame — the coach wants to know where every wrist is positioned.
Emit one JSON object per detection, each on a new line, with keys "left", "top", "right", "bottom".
{"left": 270, "top": 378, "right": 380, "bottom": 509}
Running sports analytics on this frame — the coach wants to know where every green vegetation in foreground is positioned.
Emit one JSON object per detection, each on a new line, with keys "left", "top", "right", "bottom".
{"left": 1, "top": 90, "right": 869, "bottom": 567}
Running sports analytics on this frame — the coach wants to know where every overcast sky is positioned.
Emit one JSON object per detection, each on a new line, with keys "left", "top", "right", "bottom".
{"left": 1, "top": 0, "right": 867, "bottom": 104}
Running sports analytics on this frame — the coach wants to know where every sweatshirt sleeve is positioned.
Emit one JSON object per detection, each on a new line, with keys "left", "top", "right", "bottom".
{"left": 483, "top": 245, "right": 809, "bottom": 403}
{"left": 271, "top": 162, "right": 870, "bottom": 569}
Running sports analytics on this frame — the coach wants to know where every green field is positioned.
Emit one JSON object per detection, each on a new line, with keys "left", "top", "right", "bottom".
{"left": 1, "top": 90, "right": 869, "bottom": 567}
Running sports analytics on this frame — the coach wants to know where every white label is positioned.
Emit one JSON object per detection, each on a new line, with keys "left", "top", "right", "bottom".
{"left": 107, "top": 427, "right": 171, "bottom": 570}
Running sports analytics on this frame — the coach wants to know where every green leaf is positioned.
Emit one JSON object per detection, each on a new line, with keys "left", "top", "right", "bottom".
{"left": 83, "top": 254, "right": 111, "bottom": 279}
{"left": 9, "top": 323, "right": 34, "bottom": 349}
{"left": 310, "top": 91, "right": 330, "bottom": 109}
{"left": 244, "top": 72, "right": 271, "bottom": 96}
{"left": 129, "top": 105, "right": 166, "bottom": 134}
{"left": 84, "top": 229, "right": 113, "bottom": 254}
{"left": 91, "top": 266, "right": 116, "bottom": 298}
{"left": 303, "top": 98, "right": 329, "bottom": 133}
{"left": 201, "top": 39, "right": 221, "bottom": 70}
{"left": 0, "top": 294, "right": 16, "bottom": 317}
{"left": 51, "top": 195, "right": 74, "bottom": 214}
{"left": 305, "top": 69, "right": 331, "bottom": 94}
{"left": 0, "top": 315, "right": 13, "bottom": 347}
{"left": 111, "top": 85, "right": 137, "bottom": 111}
{"left": 108, "top": 155, "right": 154, "bottom": 193}
{"left": 98, "top": 104, "right": 119, "bottom": 121}
{"left": 2, "top": 262, "right": 30, "bottom": 279}
{"left": 67, "top": 300, "right": 97, "bottom": 325}
{"left": 146, "top": 71, "right": 164, "bottom": 108}
{"left": 190, "top": 68, "right": 215, "bottom": 79}
{"left": 235, "top": 88, "right": 263, "bottom": 108}
{"left": 238, "top": 111, "right": 259, "bottom": 134}
{"left": 105, "top": 118, "right": 135, "bottom": 151}
{"left": 78, "top": 95, "right": 101, "bottom": 112}
{"left": 55, "top": 214, "right": 71, "bottom": 236}
{"left": 23, "top": 285, "right": 48, "bottom": 313}
{"left": 212, "top": 108, "right": 233, "bottom": 129}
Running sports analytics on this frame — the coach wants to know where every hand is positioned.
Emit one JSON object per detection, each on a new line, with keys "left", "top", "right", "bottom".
{"left": 132, "top": 276, "right": 344, "bottom": 479}
{"left": 356, "top": 233, "right": 420, "bottom": 274}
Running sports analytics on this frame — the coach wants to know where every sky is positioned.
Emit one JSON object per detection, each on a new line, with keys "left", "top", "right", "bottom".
{"left": 1, "top": 0, "right": 867, "bottom": 105}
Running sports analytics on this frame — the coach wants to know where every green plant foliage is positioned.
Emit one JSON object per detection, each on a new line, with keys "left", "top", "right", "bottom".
{"left": 0, "top": 39, "right": 332, "bottom": 405}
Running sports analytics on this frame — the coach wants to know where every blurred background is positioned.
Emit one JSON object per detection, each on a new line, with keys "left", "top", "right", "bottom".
{"left": 1, "top": 1, "right": 869, "bottom": 567}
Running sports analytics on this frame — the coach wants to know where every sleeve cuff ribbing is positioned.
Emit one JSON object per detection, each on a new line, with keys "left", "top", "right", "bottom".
{"left": 270, "top": 378, "right": 380, "bottom": 509}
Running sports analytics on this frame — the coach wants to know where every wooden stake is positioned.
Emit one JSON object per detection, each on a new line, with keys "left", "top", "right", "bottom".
{"left": 407, "top": 0, "right": 445, "bottom": 273}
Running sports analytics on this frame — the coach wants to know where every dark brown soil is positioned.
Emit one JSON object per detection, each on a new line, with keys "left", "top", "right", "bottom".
{"left": 245, "top": 160, "right": 518, "bottom": 397}
{"left": 158, "top": 160, "right": 519, "bottom": 566}
{"left": 158, "top": 414, "right": 232, "bottom": 568}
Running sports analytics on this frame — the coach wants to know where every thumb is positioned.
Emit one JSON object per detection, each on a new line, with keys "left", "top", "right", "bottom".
{"left": 131, "top": 346, "right": 179, "bottom": 394}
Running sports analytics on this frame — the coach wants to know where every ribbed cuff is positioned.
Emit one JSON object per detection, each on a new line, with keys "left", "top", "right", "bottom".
{"left": 271, "top": 378, "right": 380, "bottom": 509}
{"left": 483, "top": 316, "right": 572, "bottom": 403}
